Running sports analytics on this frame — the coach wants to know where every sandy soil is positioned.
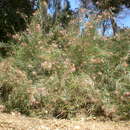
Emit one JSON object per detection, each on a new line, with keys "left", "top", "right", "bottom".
{"left": 0, "top": 113, "right": 130, "bottom": 130}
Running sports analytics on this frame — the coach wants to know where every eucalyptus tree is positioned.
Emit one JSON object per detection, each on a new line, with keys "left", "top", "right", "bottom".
{"left": 50, "top": 0, "right": 72, "bottom": 25}
{"left": 79, "top": 0, "right": 130, "bottom": 36}
{"left": 39, "top": 0, "right": 72, "bottom": 32}
{"left": 80, "top": 0, "right": 130, "bottom": 13}
{"left": 92, "top": 0, "right": 130, "bottom": 13}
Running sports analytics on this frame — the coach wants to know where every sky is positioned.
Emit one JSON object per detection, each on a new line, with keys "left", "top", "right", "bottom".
{"left": 69, "top": 0, "right": 80, "bottom": 10}
{"left": 116, "top": 6, "right": 130, "bottom": 28}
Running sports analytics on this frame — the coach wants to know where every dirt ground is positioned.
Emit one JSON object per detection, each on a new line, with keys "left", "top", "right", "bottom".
{"left": 0, "top": 112, "right": 129, "bottom": 130}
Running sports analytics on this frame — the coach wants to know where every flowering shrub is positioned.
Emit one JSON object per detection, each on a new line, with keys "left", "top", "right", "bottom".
{"left": 0, "top": 12, "right": 130, "bottom": 120}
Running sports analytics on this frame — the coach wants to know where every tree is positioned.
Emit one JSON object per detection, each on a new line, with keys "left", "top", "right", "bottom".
{"left": 53, "top": 0, "right": 73, "bottom": 28}
{"left": 79, "top": 0, "right": 130, "bottom": 36}
{"left": 80, "top": 0, "right": 130, "bottom": 13}
{"left": 0, "top": 0, "right": 35, "bottom": 41}
{"left": 39, "top": 0, "right": 72, "bottom": 32}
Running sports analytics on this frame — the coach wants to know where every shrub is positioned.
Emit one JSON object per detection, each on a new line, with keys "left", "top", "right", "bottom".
{"left": 1, "top": 12, "right": 130, "bottom": 120}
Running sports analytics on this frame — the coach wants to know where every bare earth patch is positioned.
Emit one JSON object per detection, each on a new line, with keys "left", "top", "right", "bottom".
{"left": 0, "top": 113, "right": 129, "bottom": 130}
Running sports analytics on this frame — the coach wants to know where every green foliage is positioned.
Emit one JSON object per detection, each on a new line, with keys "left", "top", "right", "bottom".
{"left": 5, "top": 87, "right": 31, "bottom": 115}
{"left": 0, "top": 0, "right": 34, "bottom": 41}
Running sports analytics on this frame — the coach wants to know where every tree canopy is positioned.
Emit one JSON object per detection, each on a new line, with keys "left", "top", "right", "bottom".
{"left": 80, "top": 0, "right": 130, "bottom": 13}
{"left": 0, "top": 0, "right": 35, "bottom": 41}
{"left": 1, "top": 0, "right": 130, "bottom": 41}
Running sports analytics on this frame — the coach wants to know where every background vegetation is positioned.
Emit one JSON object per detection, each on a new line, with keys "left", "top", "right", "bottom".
{"left": 0, "top": 0, "right": 130, "bottom": 120}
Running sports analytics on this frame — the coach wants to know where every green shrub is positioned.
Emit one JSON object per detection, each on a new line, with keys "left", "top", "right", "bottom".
{"left": 5, "top": 87, "right": 31, "bottom": 115}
